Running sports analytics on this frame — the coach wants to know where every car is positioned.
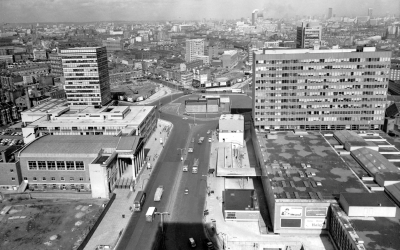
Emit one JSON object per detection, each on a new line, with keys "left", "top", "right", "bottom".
{"left": 207, "top": 130, "right": 211, "bottom": 134}
{"left": 184, "top": 188, "right": 189, "bottom": 195}
{"left": 182, "top": 117, "right": 188, "bottom": 120}
{"left": 189, "top": 238, "right": 196, "bottom": 248}
{"left": 203, "top": 239, "right": 214, "bottom": 249}
{"left": 208, "top": 138, "right": 212, "bottom": 143}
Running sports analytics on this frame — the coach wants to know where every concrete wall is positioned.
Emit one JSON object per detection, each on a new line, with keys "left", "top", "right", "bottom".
{"left": 89, "top": 163, "right": 109, "bottom": 199}
{"left": 0, "top": 161, "right": 21, "bottom": 188}
{"left": 347, "top": 205, "right": 396, "bottom": 217}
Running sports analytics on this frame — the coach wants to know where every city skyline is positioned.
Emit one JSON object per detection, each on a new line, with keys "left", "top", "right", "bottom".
{"left": 0, "top": 0, "right": 399, "bottom": 23}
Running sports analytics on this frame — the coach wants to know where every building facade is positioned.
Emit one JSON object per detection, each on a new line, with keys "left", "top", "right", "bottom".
{"left": 390, "top": 59, "right": 400, "bottom": 81}
{"left": 222, "top": 50, "right": 238, "bottom": 69}
{"left": 61, "top": 47, "right": 111, "bottom": 107}
{"left": 185, "top": 39, "right": 205, "bottom": 62}
{"left": 296, "top": 22, "right": 322, "bottom": 49}
{"left": 252, "top": 47, "right": 391, "bottom": 131}
{"left": 49, "top": 53, "right": 63, "bottom": 77}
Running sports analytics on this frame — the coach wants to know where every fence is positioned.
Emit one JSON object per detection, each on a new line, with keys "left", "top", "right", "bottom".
{"left": 76, "top": 193, "right": 116, "bottom": 250}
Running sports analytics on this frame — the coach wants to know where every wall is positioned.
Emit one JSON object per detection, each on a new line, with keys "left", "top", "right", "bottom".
{"left": 0, "top": 161, "right": 21, "bottom": 189}
{"left": 89, "top": 162, "right": 109, "bottom": 199}
{"left": 347, "top": 205, "right": 396, "bottom": 217}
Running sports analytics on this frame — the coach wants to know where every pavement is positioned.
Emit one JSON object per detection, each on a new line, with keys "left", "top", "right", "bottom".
{"left": 204, "top": 133, "right": 335, "bottom": 250}
{"left": 84, "top": 119, "right": 173, "bottom": 250}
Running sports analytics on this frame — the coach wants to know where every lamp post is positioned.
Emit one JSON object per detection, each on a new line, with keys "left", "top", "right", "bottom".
{"left": 154, "top": 211, "right": 170, "bottom": 233}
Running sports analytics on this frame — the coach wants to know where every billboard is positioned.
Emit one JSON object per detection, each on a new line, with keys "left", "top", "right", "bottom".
{"left": 304, "top": 218, "right": 327, "bottom": 229}
{"left": 305, "top": 207, "right": 327, "bottom": 217}
{"left": 281, "top": 218, "right": 302, "bottom": 228}
{"left": 280, "top": 206, "right": 302, "bottom": 217}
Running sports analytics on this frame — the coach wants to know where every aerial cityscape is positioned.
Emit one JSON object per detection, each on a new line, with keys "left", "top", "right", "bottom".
{"left": 1, "top": 0, "right": 400, "bottom": 249}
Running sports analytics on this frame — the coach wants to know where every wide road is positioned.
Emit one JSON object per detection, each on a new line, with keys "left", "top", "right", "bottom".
{"left": 116, "top": 106, "right": 218, "bottom": 250}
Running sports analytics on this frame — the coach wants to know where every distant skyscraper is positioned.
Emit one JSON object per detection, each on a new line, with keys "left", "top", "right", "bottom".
{"left": 252, "top": 9, "right": 258, "bottom": 26}
{"left": 296, "top": 22, "right": 322, "bottom": 49}
{"left": 368, "top": 8, "right": 373, "bottom": 18}
{"left": 61, "top": 47, "right": 111, "bottom": 107}
{"left": 328, "top": 8, "right": 333, "bottom": 19}
{"left": 185, "top": 39, "right": 205, "bottom": 62}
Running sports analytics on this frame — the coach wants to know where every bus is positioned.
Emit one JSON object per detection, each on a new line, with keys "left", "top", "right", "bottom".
{"left": 134, "top": 191, "right": 146, "bottom": 212}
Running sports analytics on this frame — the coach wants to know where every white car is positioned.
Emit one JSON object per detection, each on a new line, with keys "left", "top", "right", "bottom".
{"left": 208, "top": 138, "right": 212, "bottom": 143}
{"left": 183, "top": 117, "right": 188, "bottom": 120}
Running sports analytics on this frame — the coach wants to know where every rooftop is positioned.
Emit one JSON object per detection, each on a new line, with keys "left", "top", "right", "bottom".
{"left": 257, "top": 131, "right": 367, "bottom": 201}
{"left": 19, "top": 135, "right": 120, "bottom": 157}
{"left": 224, "top": 189, "right": 258, "bottom": 211}
{"left": 256, "top": 47, "right": 379, "bottom": 55}
{"left": 220, "top": 114, "right": 244, "bottom": 120}
{"left": 341, "top": 192, "right": 396, "bottom": 207}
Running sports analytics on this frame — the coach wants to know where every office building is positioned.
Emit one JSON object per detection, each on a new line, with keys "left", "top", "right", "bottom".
{"left": 48, "top": 53, "right": 63, "bottom": 77}
{"left": 328, "top": 8, "right": 333, "bottom": 19}
{"left": 390, "top": 59, "right": 400, "bottom": 81}
{"left": 61, "top": 47, "right": 111, "bottom": 107}
{"left": 21, "top": 99, "right": 156, "bottom": 144}
{"left": 252, "top": 47, "right": 391, "bottom": 131}
{"left": 296, "top": 22, "right": 322, "bottom": 49}
{"left": 222, "top": 50, "right": 238, "bottom": 69}
{"left": 185, "top": 39, "right": 204, "bottom": 62}
{"left": 368, "top": 8, "right": 373, "bottom": 18}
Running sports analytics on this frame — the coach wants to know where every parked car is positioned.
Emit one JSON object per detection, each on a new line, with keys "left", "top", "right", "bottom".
{"left": 184, "top": 187, "right": 189, "bottom": 195}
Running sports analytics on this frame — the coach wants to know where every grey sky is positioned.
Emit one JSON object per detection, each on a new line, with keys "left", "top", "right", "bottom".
{"left": 0, "top": 0, "right": 398, "bottom": 23}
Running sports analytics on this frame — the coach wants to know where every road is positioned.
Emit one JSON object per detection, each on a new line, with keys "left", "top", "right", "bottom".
{"left": 116, "top": 104, "right": 218, "bottom": 250}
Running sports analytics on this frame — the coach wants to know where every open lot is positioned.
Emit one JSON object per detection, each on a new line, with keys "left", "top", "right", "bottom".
{"left": 111, "top": 80, "right": 160, "bottom": 100}
{"left": 0, "top": 198, "right": 106, "bottom": 250}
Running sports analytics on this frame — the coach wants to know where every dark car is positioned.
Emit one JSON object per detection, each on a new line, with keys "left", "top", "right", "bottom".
{"left": 203, "top": 239, "right": 214, "bottom": 249}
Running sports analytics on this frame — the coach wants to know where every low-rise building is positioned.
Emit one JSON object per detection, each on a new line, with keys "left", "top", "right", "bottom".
{"left": 18, "top": 134, "right": 146, "bottom": 198}
{"left": 21, "top": 99, "right": 156, "bottom": 144}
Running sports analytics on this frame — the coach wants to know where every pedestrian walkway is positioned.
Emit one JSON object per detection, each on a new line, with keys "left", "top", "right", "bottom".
{"left": 204, "top": 137, "right": 334, "bottom": 250}
{"left": 84, "top": 119, "right": 173, "bottom": 250}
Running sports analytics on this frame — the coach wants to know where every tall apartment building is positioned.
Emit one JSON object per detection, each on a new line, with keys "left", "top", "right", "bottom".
{"left": 252, "top": 47, "right": 391, "bottom": 131}
{"left": 185, "top": 39, "right": 204, "bottom": 62}
{"left": 61, "top": 47, "right": 111, "bottom": 107}
{"left": 368, "top": 8, "right": 373, "bottom": 18}
{"left": 296, "top": 22, "right": 322, "bottom": 49}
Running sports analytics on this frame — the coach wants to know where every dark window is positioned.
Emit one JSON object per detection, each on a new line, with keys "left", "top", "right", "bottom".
{"left": 75, "top": 161, "right": 85, "bottom": 170}
{"left": 38, "top": 161, "right": 46, "bottom": 170}
{"left": 47, "top": 161, "right": 56, "bottom": 170}
{"left": 57, "top": 161, "right": 66, "bottom": 170}
{"left": 66, "top": 161, "right": 75, "bottom": 170}
{"left": 28, "top": 161, "right": 37, "bottom": 170}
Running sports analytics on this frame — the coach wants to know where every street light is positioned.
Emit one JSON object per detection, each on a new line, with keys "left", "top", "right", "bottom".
{"left": 154, "top": 211, "right": 170, "bottom": 233}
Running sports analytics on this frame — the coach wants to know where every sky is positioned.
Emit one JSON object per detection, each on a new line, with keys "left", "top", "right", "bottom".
{"left": 0, "top": 0, "right": 399, "bottom": 23}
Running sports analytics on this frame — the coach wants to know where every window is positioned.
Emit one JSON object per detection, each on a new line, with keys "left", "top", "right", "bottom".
{"left": 11, "top": 177, "right": 15, "bottom": 181}
{"left": 75, "top": 161, "right": 85, "bottom": 170}
{"left": 79, "top": 177, "right": 84, "bottom": 181}
{"left": 10, "top": 169, "right": 14, "bottom": 172}
{"left": 57, "top": 161, "right": 65, "bottom": 170}
{"left": 23, "top": 177, "right": 27, "bottom": 180}
{"left": 66, "top": 161, "right": 75, "bottom": 170}
{"left": 42, "top": 177, "right": 46, "bottom": 181}
{"left": 38, "top": 161, "right": 46, "bottom": 170}
{"left": 33, "top": 177, "right": 37, "bottom": 181}
{"left": 51, "top": 177, "right": 55, "bottom": 181}
{"left": 47, "top": 161, "right": 56, "bottom": 170}
{"left": 70, "top": 177, "right": 74, "bottom": 181}
{"left": 61, "top": 177, "right": 65, "bottom": 181}
{"left": 28, "top": 161, "right": 37, "bottom": 170}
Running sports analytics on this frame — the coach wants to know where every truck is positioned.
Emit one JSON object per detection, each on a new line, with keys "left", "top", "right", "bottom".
{"left": 146, "top": 207, "right": 157, "bottom": 222}
{"left": 198, "top": 137, "right": 204, "bottom": 144}
{"left": 192, "top": 158, "right": 199, "bottom": 174}
{"left": 154, "top": 185, "right": 164, "bottom": 201}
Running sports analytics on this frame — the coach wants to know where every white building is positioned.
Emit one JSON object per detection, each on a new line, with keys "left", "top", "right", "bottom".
{"left": 219, "top": 114, "right": 244, "bottom": 146}
{"left": 185, "top": 39, "right": 205, "bottom": 62}
{"left": 21, "top": 99, "right": 157, "bottom": 144}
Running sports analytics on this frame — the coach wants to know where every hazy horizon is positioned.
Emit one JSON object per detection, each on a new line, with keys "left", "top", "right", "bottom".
{"left": 0, "top": 0, "right": 399, "bottom": 23}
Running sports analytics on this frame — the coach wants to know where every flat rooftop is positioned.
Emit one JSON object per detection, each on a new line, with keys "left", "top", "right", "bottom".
{"left": 220, "top": 114, "right": 244, "bottom": 120}
{"left": 27, "top": 105, "right": 154, "bottom": 127}
{"left": 23, "top": 99, "right": 69, "bottom": 115}
{"left": 341, "top": 192, "right": 395, "bottom": 207}
{"left": 225, "top": 189, "right": 258, "bottom": 211}
{"left": 257, "top": 131, "right": 367, "bottom": 200}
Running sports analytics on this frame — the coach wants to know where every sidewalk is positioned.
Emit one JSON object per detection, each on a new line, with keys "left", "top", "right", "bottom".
{"left": 204, "top": 136, "right": 334, "bottom": 250}
{"left": 84, "top": 119, "right": 173, "bottom": 250}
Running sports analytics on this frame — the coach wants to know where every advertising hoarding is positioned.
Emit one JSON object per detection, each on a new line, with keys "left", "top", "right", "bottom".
{"left": 305, "top": 207, "right": 327, "bottom": 217}
{"left": 304, "top": 218, "right": 327, "bottom": 229}
{"left": 280, "top": 206, "right": 303, "bottom": 217}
